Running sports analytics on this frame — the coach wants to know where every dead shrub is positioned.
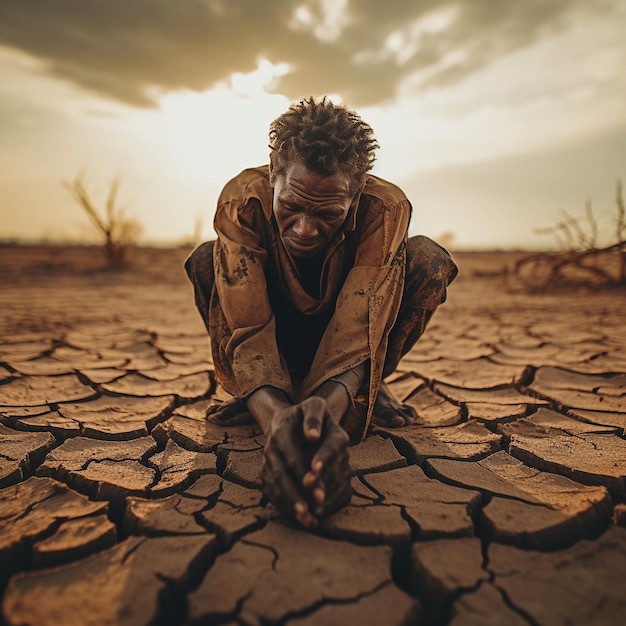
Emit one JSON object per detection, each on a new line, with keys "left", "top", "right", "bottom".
{"left": 510, "top": 179, "right": 626, "bottom": 291}
{"left": 62, "top": 173, "right": 143, "bottom": 268}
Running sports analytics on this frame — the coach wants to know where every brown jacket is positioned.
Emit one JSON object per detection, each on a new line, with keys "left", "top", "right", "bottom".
{"left": 209, "top": 165, "right": 411, "bottom": 437}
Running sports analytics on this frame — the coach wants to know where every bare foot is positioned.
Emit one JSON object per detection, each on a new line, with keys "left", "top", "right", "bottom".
{"left": 206, "top": 397, "right": 254, "bottom": 425}
{"left": 372, "top": 381, "right": 417, "bottom": 428}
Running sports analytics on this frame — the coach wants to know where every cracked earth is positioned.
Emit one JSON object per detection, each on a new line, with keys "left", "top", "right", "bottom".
{"left": 0, "top": 245, "right": 624, "bottom": 625}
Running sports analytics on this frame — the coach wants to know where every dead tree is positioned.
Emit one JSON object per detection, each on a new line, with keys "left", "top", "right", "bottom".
{"left": 510, "top": 179, "right": 626, "bottom": 291}
{"left": 62, "top": 173, "right": 143, "bottom": 268}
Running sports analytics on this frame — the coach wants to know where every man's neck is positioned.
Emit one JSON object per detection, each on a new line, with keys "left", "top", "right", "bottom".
{"left": 294, "top": 253, "right": 325, "bottom": 299}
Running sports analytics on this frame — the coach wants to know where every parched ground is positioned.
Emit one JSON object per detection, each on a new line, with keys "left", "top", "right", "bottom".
{"left": 0, "top": 243, "right": 625, "bottom": 626}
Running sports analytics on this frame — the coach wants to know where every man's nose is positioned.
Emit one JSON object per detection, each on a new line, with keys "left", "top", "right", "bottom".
{"left": 293, "top": 216, "right": 319, "bottom": 240}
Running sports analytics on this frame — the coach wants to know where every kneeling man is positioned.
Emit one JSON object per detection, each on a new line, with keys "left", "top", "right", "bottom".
{"left": 186, "top": 96, "right": 457, "bottom": 529}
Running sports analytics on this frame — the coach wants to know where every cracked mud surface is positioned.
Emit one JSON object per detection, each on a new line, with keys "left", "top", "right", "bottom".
{"left": 1, "top": 245, "right": 625, "bottom": 625}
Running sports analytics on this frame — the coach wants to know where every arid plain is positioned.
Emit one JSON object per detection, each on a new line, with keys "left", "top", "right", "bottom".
{"left": 1, "top": 243, "right": 625, "bottom": 626}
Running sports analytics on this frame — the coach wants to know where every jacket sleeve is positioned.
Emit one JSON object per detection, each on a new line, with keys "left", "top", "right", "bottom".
{"left": 209, "top": 195, "right": 293, "bottom": 398}
{"left": 299, "top": 197, "right": 410, "bottom": 435}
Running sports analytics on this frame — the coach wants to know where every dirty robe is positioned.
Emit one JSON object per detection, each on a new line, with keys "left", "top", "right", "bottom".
{"left": 207, "top": 165, "right": 409, "bottom": 438}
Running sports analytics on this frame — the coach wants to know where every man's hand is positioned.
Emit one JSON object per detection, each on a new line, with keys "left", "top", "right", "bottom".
{"left": 299, "top": 398, "right": 352, "bottom": 520}
{"left": 259, "top": 396, "right": 352, "bottom": 528}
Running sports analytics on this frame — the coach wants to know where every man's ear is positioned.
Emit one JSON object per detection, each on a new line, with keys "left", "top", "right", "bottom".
{"left": 351, "top": 178, "right": 367, "bottom": 208}
{"left": 344, "top": 184, "right": 364, "bottom": 231}
{"left": 349, "top": 192, "right": 361, "bottom": 215}
{"left": 268, "top": 160, "right": 276, "bottom": 187}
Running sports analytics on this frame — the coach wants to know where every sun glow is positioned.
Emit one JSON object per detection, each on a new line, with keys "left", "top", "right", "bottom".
{"left": 1, "top": 4, "right": 624, "bottom": 249}
{"left": 142, "top": 60, "right": 291, "bottom": 187}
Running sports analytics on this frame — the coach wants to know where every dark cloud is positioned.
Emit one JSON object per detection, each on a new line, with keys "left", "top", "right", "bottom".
{"left": 0, "top": 0, "right": 617, "bottom": 107}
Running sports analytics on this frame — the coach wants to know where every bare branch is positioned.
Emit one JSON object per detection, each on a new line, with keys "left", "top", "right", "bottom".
{"left": 61, "top": 176, "right": 107, "bottom": 234}
{"left": 584, "top": 199, "right": 597, "bottom": 249}
{"left": 105, "top": 177, "right": 120, "bottom": 234}
{"left": 61, "top": 172, "right": 142, "bottom": 268}
{"left": 512, "top": 180, "right": 626, "bottom": 291}
{"left": 560, "top": 210, "right": 587, "bottom": 249}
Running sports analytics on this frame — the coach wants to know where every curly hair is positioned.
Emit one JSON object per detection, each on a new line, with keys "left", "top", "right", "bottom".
{"left": 269, "top": 96, "right": 379, "bottom": 190}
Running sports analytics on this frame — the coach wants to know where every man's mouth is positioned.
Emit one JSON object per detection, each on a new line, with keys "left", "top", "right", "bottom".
{"left": 285, "top": 237, "right": 324, "bottom": 255}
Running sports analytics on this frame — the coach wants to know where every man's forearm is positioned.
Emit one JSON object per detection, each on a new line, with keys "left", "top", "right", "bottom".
{"left": 315, "top": 362, "right": 368, "bottom": 424}
{"left": 247, "top": 362, "right": 368, "bottom": 435}
{"left": 246, "top": 386, "right": 292, "bottom": 435}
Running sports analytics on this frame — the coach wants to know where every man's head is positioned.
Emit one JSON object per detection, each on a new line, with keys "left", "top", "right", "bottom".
{"left": 269, "top": 96, "right": 378, "bottom": 192}
{"left": 269, "top": 97, "right": 378, "bottom": 259}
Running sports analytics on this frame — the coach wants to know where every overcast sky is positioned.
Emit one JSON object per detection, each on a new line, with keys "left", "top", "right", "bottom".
{"left": 1, "top": 0, "right": 625, "bottom": 249}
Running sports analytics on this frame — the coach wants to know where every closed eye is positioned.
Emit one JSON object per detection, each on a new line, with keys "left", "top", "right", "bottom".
{"left": 280, "top": 201, "right": 300, "bottom": 212}
{"left": 318, "top": 210, "right": 345, "bottom": 220}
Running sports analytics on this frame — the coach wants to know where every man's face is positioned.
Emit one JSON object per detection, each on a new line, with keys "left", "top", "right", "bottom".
{"left": 272, "top": 159, "right": 355, "bottom": 259}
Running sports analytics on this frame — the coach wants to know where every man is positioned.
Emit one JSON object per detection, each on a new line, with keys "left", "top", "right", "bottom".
{"left": 186, "top": 96, "right": 457, "bottom": 529}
